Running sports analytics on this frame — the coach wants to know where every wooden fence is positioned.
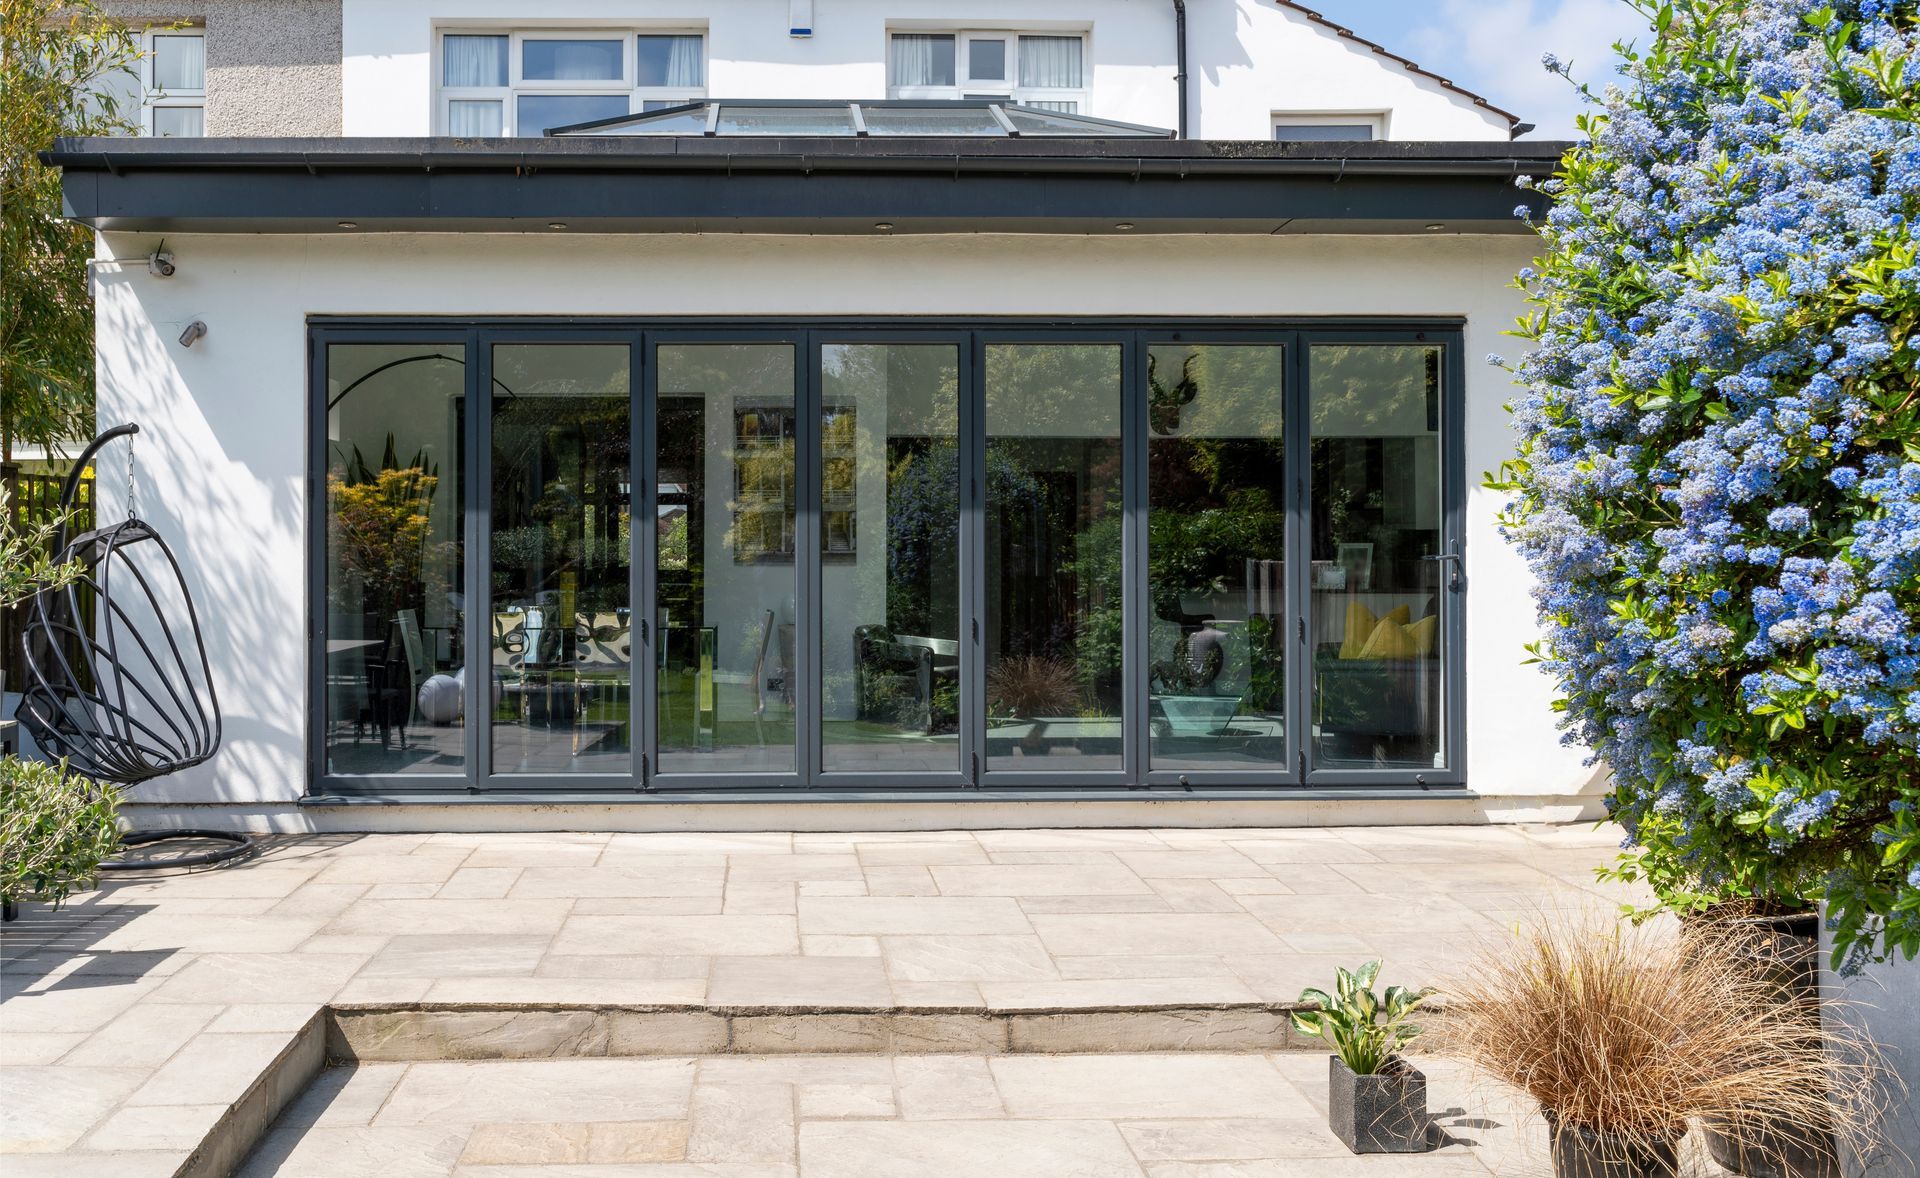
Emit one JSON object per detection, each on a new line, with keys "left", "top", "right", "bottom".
{"left": 2, "top": 463, "right": 94, "bottom": 694}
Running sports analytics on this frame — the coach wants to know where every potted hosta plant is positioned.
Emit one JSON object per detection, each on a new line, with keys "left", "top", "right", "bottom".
{"left": 1442, "top": 917, "right": 1879, "bottom": 1178}
{"left": 1291, "top": 961, "right": 1433, "bottom": 1154}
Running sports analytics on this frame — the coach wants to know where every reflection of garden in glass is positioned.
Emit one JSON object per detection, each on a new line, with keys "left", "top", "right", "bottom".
{"left": 655, "top": 344, "right": 797, "bottom": 775}
{"left": 984, "top": 343, "right": 1124, "bottom": 768}
{"left": 489, "top": 345, "right": 631, "bottom": 775}
{"left": 1142, "top": 344, "right": 1289, "bottom": 771}
{"left": 819, "top": 344, "right": 962, "bottom": 773}
{"left": 1310, "top": 344, "right": 1446, "bottom": 771}
{"left": 323, "top": 345, "right": 467, "bottom": 777}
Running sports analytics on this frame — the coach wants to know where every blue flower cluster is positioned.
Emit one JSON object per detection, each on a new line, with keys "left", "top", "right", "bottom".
{"left": 1495, "top": 0, "right": 1920, "bottom": 965}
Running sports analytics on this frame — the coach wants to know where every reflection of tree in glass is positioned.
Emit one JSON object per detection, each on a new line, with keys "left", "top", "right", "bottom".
{"left": 491, "top": 392, "right": 631, "bottom": 608}
{"left": 327, "top": 436, "right": 446, "bottom": 626}
{"left": 888, "top": 446, "right": 1034, "bottom": 636}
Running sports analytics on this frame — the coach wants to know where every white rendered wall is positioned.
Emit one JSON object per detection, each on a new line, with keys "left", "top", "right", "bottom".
{"left": 91, "top": 228, "right": 1599, "bottom": 829}
{"left": 341, "top": 0, "right": 1512, "bottom": 140}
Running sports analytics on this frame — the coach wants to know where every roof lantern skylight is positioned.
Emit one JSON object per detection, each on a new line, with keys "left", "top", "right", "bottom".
{"left": 549, "top": 99, "right": 1173, "bottom": 138}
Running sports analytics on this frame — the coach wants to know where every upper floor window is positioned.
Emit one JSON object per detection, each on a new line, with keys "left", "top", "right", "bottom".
{"left": 888, "top": 32, "right": 1086, "bottom": 113}
{"left": 1271, "top": 113, "right": 1383, "bottom": 141}
{"left": 439, "top": 30, "right": 705, "bottom": 136}
{"left": 145, "top": 30, "right": 206, "bottom": 135}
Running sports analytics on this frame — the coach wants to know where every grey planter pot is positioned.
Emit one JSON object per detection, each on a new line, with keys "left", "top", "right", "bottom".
{"left": 1546, "top": 1112, "right": 1679, "bottom": 1178}
{"left": 1327, "top": 1055, "right": 1428, "bottom": 1154}
{"left": 1687, "top": 907, "right": 1840, "bottom": 1178}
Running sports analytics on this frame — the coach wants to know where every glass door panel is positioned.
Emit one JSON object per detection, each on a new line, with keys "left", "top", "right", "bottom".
{"left": 655, "top": 343, "right": 799, "bottom": 775}
{"left": 983, "top": 343, "right": 1124, "bottom": 769}
{"left": 323, "top": 344, "right": 468, "bottom": 777}
{"left": 1146, "top": 344, "right": 1289, "bottom": 772}
{"left": 819, "top": 343, "right": 963, "bottom": 775}
{"left": 1308, "top": 343, "right": 1448, "bottom": 770}
{"left": 489, "top": 344, "right": 632, "bottom": 775}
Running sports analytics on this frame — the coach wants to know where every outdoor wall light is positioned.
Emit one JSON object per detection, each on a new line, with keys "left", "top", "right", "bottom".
{"left": 337, "top": 221, "right": 359, "bottom": 229}
{"left": 148, "top": 249, "right": 176, "bottom": 277}
{"left": 1425, "top": 223, "right": 1446, "bottom": 231}
{"left": 873, "top": 222, "right": 895, "bottom": 231}
{"left": 178, "top": 320, "right": 208, "bottom": 348}
{"left": 1114, "top": 222, "right": 1136, "bottom": 230}
{"left": 548, "top": 222, "right": 568, "bottom": 230}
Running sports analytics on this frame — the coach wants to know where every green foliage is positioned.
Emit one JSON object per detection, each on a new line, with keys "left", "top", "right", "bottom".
{"left": 1291, "top": 961, "right": 1434, "bottom": 1075}
{"left": 1493, "top": 0, "right": 1920, "bottom": 968}
{"left": 0, "top": 488, "right": 81, "bottom": 610}
{"left": 327, "top": 436, "right": 444, "bottom": 624}
{"left": 1, "top": 0, "right": 143, "bottom": 459}
{"left": 0, "top": 756, "right": 121, "bottom": 908}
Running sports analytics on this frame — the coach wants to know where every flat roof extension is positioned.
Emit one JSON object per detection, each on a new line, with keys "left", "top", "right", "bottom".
{"left": 47, "top": 135, "right": 1570, "bottom": 235}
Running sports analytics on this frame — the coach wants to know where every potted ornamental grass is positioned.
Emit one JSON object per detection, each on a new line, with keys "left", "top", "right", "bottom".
{"left": 1440, "top": 916, "right": 1880, "bottom": 1178}
{"left": 1291, "top": 961, "right": 1434, "bottom": 1154}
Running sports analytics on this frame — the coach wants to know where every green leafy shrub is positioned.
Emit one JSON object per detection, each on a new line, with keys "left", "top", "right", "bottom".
{"left": 1292, "top": 961, "right": 1433, "bottom": 1074}
{"left": 0, "top": 756, "right": 121, "bottom": 909}
{"left": 1491, "top": 0, "right": 1920, "bottom": 967}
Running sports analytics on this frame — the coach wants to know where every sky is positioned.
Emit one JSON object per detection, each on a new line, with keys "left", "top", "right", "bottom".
{"left": 1312, "top": 0, "right": 1652, "bottom": 138}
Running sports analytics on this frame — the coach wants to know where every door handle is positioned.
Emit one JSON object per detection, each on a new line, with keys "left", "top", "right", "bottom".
{"left": 1420, "top": 551, "right": 1462, "bottom": 592}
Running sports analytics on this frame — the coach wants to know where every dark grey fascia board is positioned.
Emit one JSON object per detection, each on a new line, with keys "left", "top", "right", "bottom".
{"left": 44, "top": 134, "right": 1571, "bottom": 171}
{"left": 48, "top": 135, "right": 1567, "bottom": 235}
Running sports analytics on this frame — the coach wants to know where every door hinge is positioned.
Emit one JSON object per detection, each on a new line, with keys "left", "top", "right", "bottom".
{"left": 1298, "top": 750, "right": 1307, "bottom": 780}
{"left": 641, "top": 618, "right": 650, "bottom": 644}
{"left": 640, "top": 752, "right": 650, "bottom": 790}
{"left": 1297, "top": 617, "right": 1305, "bottom": 643}
{"left": 971, "top": 752, "right": 980, "bottom": 786}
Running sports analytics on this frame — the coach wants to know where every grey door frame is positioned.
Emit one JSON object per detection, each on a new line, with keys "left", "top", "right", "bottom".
{"left": 307, "top": 317, "right": 1467, "bottom": 799}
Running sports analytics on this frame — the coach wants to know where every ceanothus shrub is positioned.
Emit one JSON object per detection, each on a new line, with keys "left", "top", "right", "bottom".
{"left": 1492, "top": 0, "right": 1920, "bottom": 967}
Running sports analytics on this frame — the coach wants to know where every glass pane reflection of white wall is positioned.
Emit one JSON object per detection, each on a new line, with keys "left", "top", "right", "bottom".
{"left": 655, "top": 344, "right": 798, "bottom": 775}
{"left": 819, "top": 343, "right": 962, "bottom": 774}
{"left": 323, "top": 344, "right": 467, "bottom": 776}
{"left": 1309, "top": 344, "right": 1446, "bottom": 771}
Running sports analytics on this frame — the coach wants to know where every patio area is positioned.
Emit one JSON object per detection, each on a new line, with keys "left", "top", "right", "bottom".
{"left": 1, "top": 823, "right": 1646, "bottom": 1176}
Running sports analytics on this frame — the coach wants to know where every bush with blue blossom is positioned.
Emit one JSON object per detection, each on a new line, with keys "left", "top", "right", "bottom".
{"left": 1491, "top": 0, "right": 1920, "bottom": 968}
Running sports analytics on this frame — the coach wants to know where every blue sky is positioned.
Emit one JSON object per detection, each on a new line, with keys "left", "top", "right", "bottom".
{"left": 1313, "top": 0, "right": 1651, "bottom": 138}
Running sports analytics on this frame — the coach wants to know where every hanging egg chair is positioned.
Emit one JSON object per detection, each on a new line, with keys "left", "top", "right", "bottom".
{"left": 16, "top": 424, "right": 251, "bottom": 873}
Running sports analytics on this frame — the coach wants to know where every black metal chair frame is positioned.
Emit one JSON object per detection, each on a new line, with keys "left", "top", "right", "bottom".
{"left": 15, "top": 424, "right": 251, "bottom": 880}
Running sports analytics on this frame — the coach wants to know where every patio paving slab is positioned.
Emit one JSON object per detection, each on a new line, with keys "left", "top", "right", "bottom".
{"left": 228, "top": 1052, "right": 1730, "bottom": 1177}
{"left": 0, "top": 824, "right": 1641, "bottom": 1173}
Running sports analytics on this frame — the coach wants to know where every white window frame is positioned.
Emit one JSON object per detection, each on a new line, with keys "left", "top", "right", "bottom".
{"left": 1270, "top": 111, "right": 1388, "bottom": 141}
{"left": 144, "top": 28, "right": 205, "bottom": 137}
{"left": 436, "top": 27, "right": 706, "bottom": 137}
{"left": 887, "top": 29, "right": 1089, "bottom": 114}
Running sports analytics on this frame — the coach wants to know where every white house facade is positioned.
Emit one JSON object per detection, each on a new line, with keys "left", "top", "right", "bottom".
{"left": 33, "top": 0, "right": 1606, "bottom": 833}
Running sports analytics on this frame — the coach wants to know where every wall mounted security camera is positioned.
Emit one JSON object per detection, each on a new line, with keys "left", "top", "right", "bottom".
{"left": 149, "top": 250, "right": 176, "bottom": 278}
{"left": 179, "top": 320, "right": 208, "bottom": 348}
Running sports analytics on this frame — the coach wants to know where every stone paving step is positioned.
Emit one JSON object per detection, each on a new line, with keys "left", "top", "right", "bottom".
{"left": 241, "top": 1051, "right": 1714, "bottom": 1177}
{"left": 328, "top": 1001, "right": 1314, "bottom": 1061}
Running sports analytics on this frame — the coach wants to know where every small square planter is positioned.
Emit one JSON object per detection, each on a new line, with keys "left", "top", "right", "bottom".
{"left": 1327, "top": 1055, "right": 1429, "bottom": 1153}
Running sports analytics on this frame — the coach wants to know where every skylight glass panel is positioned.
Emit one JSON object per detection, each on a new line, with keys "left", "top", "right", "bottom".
{"left": 713, "top": 105, "right": 857, "bottom": 136}
{"left": 859, "top": 106, "right": 1004, "bottom": 136}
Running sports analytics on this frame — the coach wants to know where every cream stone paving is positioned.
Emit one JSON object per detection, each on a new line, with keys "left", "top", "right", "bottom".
{"left": 226, "top": 1051, "right": 1731, "bottom": 1177}
{"left": 0, "top": 824, "right": 1639, "bottom": 1174}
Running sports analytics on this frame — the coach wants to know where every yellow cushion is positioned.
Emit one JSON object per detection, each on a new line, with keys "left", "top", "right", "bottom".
{"left": 1359, "top": 615, "right": 1417, "bottom": 659}
{"left": 1380, "top": 604, "right": 1412, "bottom": 628}
{"left": 1406, "top": 614, "right": 1438, "bottom": 657}
{"left": 1339, "top": 602, "right": 1377, "bottom": 659}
